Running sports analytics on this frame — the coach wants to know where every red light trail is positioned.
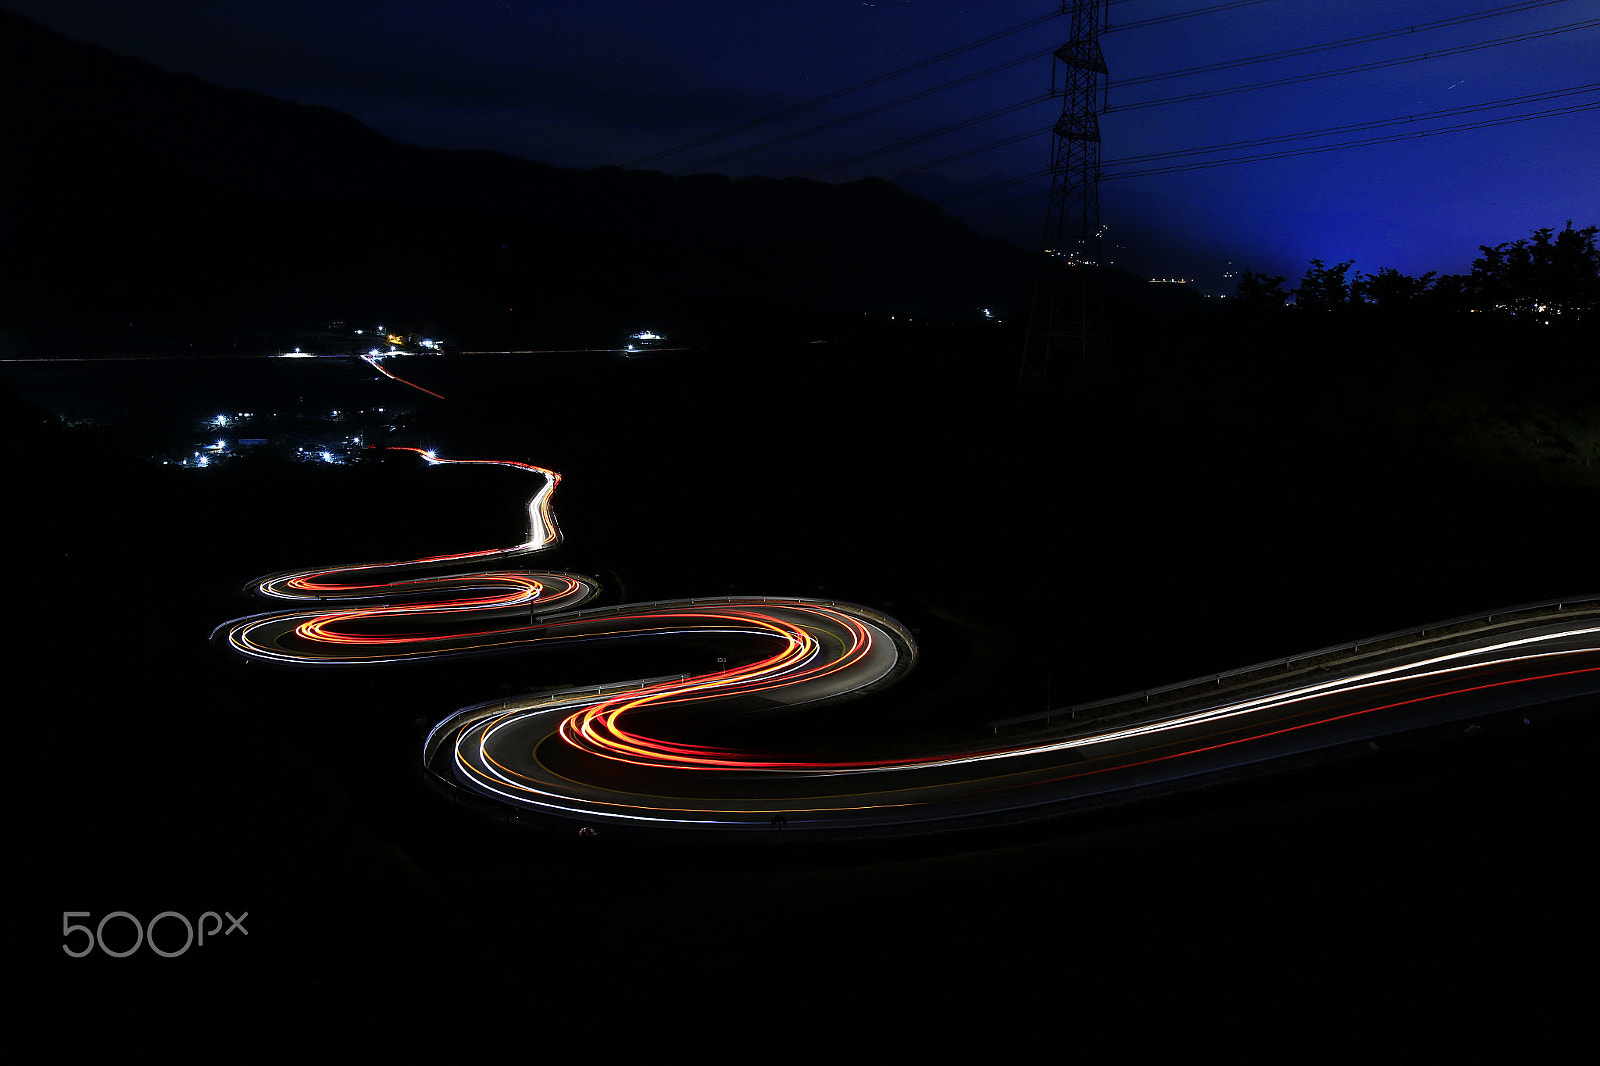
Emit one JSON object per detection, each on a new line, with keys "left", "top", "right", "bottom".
{"left": 214, "top": 450, "right": 1600, "bottom": 837}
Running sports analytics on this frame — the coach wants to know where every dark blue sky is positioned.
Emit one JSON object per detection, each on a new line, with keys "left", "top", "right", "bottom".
{"left": 13, "top": 0, "right": 1598, "bottom": 292}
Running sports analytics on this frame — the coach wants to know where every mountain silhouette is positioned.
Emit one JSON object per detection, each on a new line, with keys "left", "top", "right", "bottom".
{"left": 0, "top": 8, "right": 1044, "bottom": 349}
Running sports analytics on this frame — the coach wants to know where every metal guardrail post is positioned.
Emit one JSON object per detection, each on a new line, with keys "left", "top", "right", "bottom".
{"left": 985, "top": 594, "right": 1600, "bottom": 731}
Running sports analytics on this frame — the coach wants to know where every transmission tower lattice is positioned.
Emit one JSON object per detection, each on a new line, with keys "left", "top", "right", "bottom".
{"left": 1020, "top": 1, "right": 1109, "bottom": 388}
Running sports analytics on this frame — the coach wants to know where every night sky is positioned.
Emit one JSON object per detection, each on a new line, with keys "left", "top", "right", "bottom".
{"left": 18, "top": 4, "right": 1600, "bottom": 1036}
{"left": 11, "top": 0, "right": 1599, "bottom": 289}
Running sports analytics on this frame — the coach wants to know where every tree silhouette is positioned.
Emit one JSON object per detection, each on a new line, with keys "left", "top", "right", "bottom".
{"left": 1293, "top": 258, "right": 1354, "bottom": 312}
{"left": 1417, "top": 273, "right": 1470, "bottom": 315}
{"left": 1353, "top": 267, "right": 1436, "bottom": 312}
{"left": 1470, "top": 221, "right": 1600, "bottom": 323}
{"left": 1232, "top": 269, "right": 1290, "bottom": 311}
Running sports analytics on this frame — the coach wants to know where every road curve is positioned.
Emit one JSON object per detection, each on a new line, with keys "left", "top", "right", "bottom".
{"left": 215, "top": 449, "right": 1600, "bottom": 839}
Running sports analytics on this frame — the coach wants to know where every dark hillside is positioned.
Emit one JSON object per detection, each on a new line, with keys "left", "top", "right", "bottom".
{"left": 1031, "top": 302, "right": 1600, "bottom": 698}
{"left": 0, "top": 9, "right": 1035, "bottom": 349}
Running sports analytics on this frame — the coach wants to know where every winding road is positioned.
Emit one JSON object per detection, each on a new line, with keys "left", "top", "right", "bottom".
{"left": 215, "top": 449, "right": 1600, "bottom": 839}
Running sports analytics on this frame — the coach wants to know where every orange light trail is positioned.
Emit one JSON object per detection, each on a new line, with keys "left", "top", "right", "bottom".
{"left": 215, "top": 448, "right": 1600, "bottom": 836}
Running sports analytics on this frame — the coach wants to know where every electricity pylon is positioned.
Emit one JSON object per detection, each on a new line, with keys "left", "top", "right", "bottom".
{"left": 1020, "top": 0, "right": 1109, "bottom": 389}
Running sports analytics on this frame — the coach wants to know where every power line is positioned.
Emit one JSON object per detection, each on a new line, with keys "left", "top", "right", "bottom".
{"left": 1115, "top": 0, "right": 1576, "bottom": 89}
{"left": 1022, "top": 0, "right": 1112, "bottom": 381}
{"left": 939, "top": 168, "right": 1052, "bottom": 207}
{"left": 632, "top": 0, "right": 1016, "bottom": 133}
{"left": 886, "top": 126, "right": 1045, "bottom": 179}
{"left": 636, "top": 1, "right": 1582, "bottom": 183}
{"left": 623, "top": 9, "right": 1060, "bottom": 168}
{"left": 1103, "top": 81, "right": 1600, "bottom": 167}
{"left": 1108, "top": 17, "right": 1600, "bottom": 112}
{"left": 683, "top": 47, "right": 1054, "bottom": 177}
{"left": 681, "top": 6, "right": 896, "bottom": 73}
{"left": 949, "top": 96, "right": 1600, "bottom": 218}
{"left": 669, "top": 1, "right": 1317, "bottom": 176}
{"left": 1103, "top": 99, "right": 1600, "bottom": 179}
{"left": 838, "top": 15, "right": 1596, "bottom": 181}
{"left": 715, "top": 2, "right": 1589, "bottom": 185}
{"left": 619, "top": 2, "right": 1595, "bottom": 214}
{"left": 802, "top": 95, "right": 1054, "bottom": 179}
{"left": 877, "top": 3, "right": 1578, "bottom": 180}
{"left": 1105, "top": 0, "right": 1283, "bottom": 34}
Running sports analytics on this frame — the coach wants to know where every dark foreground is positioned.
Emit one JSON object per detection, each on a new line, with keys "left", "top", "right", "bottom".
{"left": 17, "top": 314, "right": 1598, "bottom": 1046}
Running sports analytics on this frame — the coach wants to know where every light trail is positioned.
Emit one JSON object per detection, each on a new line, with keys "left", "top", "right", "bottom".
{"left": 215, "top": 451, "right": 1600, "bottom": 838}
{"left": 360, "top": 353, "right": 446, "bottom": 399}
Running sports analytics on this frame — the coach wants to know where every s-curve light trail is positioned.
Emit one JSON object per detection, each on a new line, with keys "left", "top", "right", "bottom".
{"left": 214, "top": 450, "right": 1600, "bottom": 839}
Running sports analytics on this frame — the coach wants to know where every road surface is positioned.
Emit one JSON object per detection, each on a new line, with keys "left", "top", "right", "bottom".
{"left": 214, "top": 448, "right": 1600, "bottom": 838}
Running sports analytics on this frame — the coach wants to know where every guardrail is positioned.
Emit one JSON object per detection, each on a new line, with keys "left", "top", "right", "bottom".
{"left": 987, "top": 593, "right": 1600, "bottom": 730}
